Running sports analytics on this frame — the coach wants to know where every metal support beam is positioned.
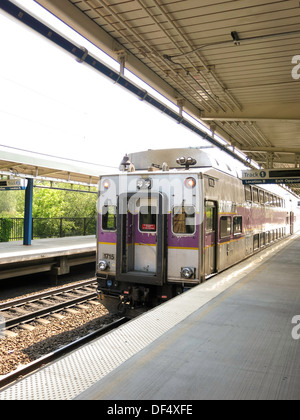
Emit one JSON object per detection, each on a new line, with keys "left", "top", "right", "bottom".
{"left": 241, "top": 147, "right": 300, "bottom": 154}
{"left": 200, "top": 102, "right": 300, "bottom": 121}
{"left": 23, "top": 178, "right": 33, "bottom": 245}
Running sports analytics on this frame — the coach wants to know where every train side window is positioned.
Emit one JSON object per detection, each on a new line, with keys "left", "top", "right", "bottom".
{"left": 245, "top": 185, "right": 252, "bottom": 202}
{"left": 264, "top": 193, "right": 269, "bottom": 206}
{"left": 205, "top": 202, "right": 216, "bottom": 233}
{"left": 233, "top": 216, "right": 242, "bottom": 235}
{"left": 220, "top": 216, "right": 232, "bottom": 239}
{"left": 139, "top": 206, "right": 157, "bottom": 232}
{"left": 253, "top": 234, "right": 260, "bottom": 250}
{"left": 102, "top": 205, "right": 117, "bottom": 231}
{"left": 173, "top": 206, "right": 196, "bottom": 235}
{"left": 253, "top": 188, "right": 259, "bottom": 203}
{"left": 259, "top": 190, "right": 264, "bottom": 204}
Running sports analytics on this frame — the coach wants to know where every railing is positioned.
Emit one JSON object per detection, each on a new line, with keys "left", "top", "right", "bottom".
{"left": 0, "top": 217, "right": 96, "bottom": 242}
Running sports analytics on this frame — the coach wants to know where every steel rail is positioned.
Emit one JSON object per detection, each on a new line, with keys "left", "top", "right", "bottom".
{"left": 0, "top": 278, "right": 97, "bottom": 311}
{"left": 0, "top": 317, "right": 128, "bottom": 391}
{"left": 4, "top": 292, "right": 98, "bottom": 329}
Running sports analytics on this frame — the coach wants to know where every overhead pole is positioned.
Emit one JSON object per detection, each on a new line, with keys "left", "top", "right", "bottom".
{"left": 23, "top": 178, "right": 33, "bottom": 245}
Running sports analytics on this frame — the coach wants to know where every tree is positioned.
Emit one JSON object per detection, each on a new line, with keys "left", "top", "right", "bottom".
{"left": 0, "top": 190, "right": 24, "bottom": 217}
{"left": 0, "top": 181, "right": 98, "bottom": 238}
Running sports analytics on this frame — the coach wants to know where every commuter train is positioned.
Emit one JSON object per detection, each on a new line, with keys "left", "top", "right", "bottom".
{"left": 96, "top": 148, "right": 300, "bottom": 312}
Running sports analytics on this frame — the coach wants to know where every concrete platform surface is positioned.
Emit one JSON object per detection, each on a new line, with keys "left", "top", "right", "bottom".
{"left": 78, "top": 234, "right": 300, "bottom": 400}
{"left": 0, "top": 236, "right": 96, "bottom": 264}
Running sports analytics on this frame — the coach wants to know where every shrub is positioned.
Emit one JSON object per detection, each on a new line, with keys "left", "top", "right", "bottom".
{"left": 0, "top": 218, "right": 13, "bottom": 242}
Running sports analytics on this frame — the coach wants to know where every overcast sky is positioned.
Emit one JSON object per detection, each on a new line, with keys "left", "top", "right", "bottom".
{"left": 0, "top": 0, "right": 225, "bottom": 169}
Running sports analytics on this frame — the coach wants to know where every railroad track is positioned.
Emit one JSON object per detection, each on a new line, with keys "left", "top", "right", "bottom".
{"left": 0, "top": 316, "right": 128, "bottom": 391}
{"left": 0, "top": 279, "right": 100, "bottom": 334}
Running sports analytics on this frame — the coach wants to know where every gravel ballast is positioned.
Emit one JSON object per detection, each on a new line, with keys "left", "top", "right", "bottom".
{"left": 0, "top": 302, "right": 114, "bottom": 376}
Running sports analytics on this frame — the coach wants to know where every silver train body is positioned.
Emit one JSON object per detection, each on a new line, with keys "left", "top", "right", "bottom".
{"left": 96, "top": 148, "right": 299, "bottom": 310}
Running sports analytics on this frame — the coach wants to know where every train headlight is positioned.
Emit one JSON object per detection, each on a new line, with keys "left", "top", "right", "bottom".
{"left": 144, "top": 178, "right": 152, "bottom": 189}
{"left": 184, "top": 177, "right": 196, "bottom": 189}
{"left": 136, "top": 178, "right": 152, "bottom": 189}
{"left": 103, "top": 179, "right": 110, "bottom": 189}
{"left": 99, "top": 260, "right": 108, "bottom": 271}
{"left": 136, "top": 179, "right": 144, "bottom": 189}
{"left": 181, "top": 267, "right": 194, "bottom": 279}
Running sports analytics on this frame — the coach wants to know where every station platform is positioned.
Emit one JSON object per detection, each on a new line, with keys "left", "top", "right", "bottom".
{"left": 0, "top": 233, "right": 299, "bottom": 400}
{"left": 0, "top": 236, "right": 96, "bottom": 280}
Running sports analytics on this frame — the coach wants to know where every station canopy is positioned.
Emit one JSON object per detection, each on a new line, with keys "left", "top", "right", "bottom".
{"left": 2, "top": 0, "right": 300, "bottom": 195}
{"left": 0, "top": 144, "right": 112, "bottom": 186}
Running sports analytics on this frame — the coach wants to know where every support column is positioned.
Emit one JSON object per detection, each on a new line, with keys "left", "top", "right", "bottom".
{"left": 24, "top": 178, "right": 33, "bottom": 245}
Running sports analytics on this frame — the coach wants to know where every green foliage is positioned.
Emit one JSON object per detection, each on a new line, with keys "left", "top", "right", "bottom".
{"left": 0, "top": 217, "right": 13, "bottom": 242}
{"left": 0, "top": 182, "right": 97, "bottom": 239}
{"left": 0, "top": 182, "right": 97, "bottom": 219}
{"left": 30, "top": 183, "right": 97, "bottom": 238}
{"left": 32, "top": 182, "right": 97, "bottom": 219}
{"left": 0, "top": 190, "right": 24, "bottom": 217}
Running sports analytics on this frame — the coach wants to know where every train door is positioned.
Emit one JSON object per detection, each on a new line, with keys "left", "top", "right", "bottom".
{"left": 116, "top": 192, "right": 167, "bottom": 286}
{"left": 204, "top": 201, "right": 218, "bottom": 276}
{"left": 134, "top": 198, "right": 158, "bottom": 273}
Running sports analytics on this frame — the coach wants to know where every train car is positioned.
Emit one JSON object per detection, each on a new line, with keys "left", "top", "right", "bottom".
{"left": 96, "top": 148, "right": 300, "bottom": 312}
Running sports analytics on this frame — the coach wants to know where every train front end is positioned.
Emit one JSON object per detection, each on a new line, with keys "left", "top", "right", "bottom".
{"left": 96, "top": 150, "right": 204, "bottom": 312}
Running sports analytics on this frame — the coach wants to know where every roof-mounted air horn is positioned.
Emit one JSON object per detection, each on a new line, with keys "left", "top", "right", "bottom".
{"left": 176, "top": 156, "right": 197, "bottom": 170}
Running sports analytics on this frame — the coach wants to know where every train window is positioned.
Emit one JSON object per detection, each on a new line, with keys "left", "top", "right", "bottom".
{"left": 253, "top": 188, "right": 259, "bottom": 203}
{"left": 253, "top": 234, "right": 260, "bottom": 250}
{"left": 260, "top": 232, "right": 266, "bottom": 247}
{"left": 270, "top": 195, "right": 275, "bottom": 206}
{"left": 102, "top": 205, "right": 116, "bottom": 231}
{"left": 220, "top": 216, "right": 232, "bottom": 239}
{"left": 173, "top": 206, "right": 196, "bottom": 235}
{"left": 259, "top": 190, "right": 264, "bottom": 204}
{"left": 245, "top": 186, "right": 252, "bottom": 202}
{"left": 264, "top": 193, "right": 269, "bottom": 205}
{"left": 205, "top": 203, "right": 216, "bottom": 233}
{"left": 233, "top": 216, "right": 242, "bottom": 235}
{"left": 139, "top": 206, "right": 157, "bottom": 232}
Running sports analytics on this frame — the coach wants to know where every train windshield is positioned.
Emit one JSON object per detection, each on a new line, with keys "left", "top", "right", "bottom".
{"left": 102, "top": 205, "right": 117, "bottom": 231}
{"left": 172, "top": 205, "right": 196, "bottom": 234}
